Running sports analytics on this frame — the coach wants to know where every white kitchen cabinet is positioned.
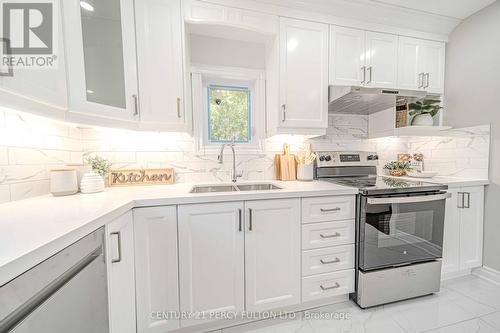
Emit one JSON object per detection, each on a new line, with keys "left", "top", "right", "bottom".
{"left": 134, "top": 206, "right": 179, "bottom": 333}
{"left": 184, "top": 0, "right": 278, "bottom": 35}
{"left": 279, "top": 18, "right": 329, "bottom": 132}
{"left": 135, "top": 0, "right": 188, "bottom": 131}
{"left": 106, "top": 211, "right": 136, "bottom": 333}
{"left": 178, "top": 202, "right": 245, "bottom": 326}
{"left": 63, "top": 0, "right": 139, "bottom": 123}
{"left": 330, "top": 27, "right": 397, "bottom": 88}
{"left": 0, "top": 0, "right": 68, "bottom": 114}
{"left": 244, "top": 199, "right": 301, "bottom": 311}
{"left": 397, "top": 37, "right": 445, "bottom": 94}
{"left": 420, "top": 40, "right": 446, "bottom": 94}
{"left": 329, "top": 26, "right": 365, "bottom": 86}
{"left": 364, "top": 32, "right": 398, "bottom": 88}
{"left": 442, "top": 186, "right": 485, "bottom": 278}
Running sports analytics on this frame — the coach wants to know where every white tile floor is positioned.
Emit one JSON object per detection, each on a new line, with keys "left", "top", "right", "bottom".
{"left": 219, "top": 276, "right": 500, "bottom": 333}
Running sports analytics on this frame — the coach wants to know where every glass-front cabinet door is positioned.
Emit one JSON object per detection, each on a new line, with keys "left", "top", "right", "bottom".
{"left": 63, "top": 0, "right": 138, "bottom": 122}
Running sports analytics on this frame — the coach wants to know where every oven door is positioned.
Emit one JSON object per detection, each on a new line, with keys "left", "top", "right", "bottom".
{"left": 358, "top": 192, "right": 450, "bottom": 271}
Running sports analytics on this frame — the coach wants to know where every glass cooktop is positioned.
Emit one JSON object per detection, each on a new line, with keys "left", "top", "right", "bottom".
{"left": 325, "top": 176, "right": 447, "bottom": 195}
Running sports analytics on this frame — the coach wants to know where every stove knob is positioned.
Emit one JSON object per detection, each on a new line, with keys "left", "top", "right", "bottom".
{"left": 368, "top": 155, "right": 379, "bottom": 161}
{"left": 374, "top": 155, "right": 379, "bottom": 160}
{"left": 319, "top": 155, "right": 325, "bottom": 162}
{"left": 325, "top": 155, "right": 332, "bottom": 162}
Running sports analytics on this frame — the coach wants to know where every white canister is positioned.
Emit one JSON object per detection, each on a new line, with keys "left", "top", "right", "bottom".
{"left": 50, "top": 169, "right": 78, "bottom": 196}
{"left": 297, "top": 164, "right": 314, "bottom": 181}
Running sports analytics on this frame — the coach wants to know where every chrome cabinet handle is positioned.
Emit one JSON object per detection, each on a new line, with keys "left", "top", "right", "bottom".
{"left": 320, "top": 232, "right": 340, "bottom": 239}
{"left": 110, "top": 232, "right": 122, "bottom": 264}
{"left": 361, "top": 66, "right": 366, "bottom": 84}
{"left": 320, "top": 282, "right": 340, "bottom": 291}
{"left": 248, "top": 208, "right": 253, "bottom": 231}
{"left": 367, "top": 192, "right": 451, "bottom": 205}
{"left": 238, "top": 209, "right": 242, "bottom": 232}
{"left": 425, "top": 73, "right": 430, "bottom": 88}
{"left": 458, "top": 192, "right": 463, "bottom": 208}
{"left": 177, "top": 97, "right": 182, "bottom": 118}
{"left": 367, "top": 67, "right": 372, "bottom": 84}
{"left": 281, "top": 104, "right": 286, "bottom": 122}
{"left": 132, "top": 94, "right": 140, "bottom": 117}
{"left": 320, "top": 207, "right": 341, "bottom": 213}
{"left": 0, "top": 38, "right": 14, "bottom": 77}
{"left": 320, "top": 258, "right": 340, "bottom": 265}
{"left": 418, "top": 73, "right": 424, "bottom": 88}
{"left": 464, "top": 192, "right": 471, "bottom": 209}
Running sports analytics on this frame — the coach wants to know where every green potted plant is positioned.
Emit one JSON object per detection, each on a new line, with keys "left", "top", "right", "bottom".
{"left": 384, "top": 161, "right": 411, "bottom": 177}
{"left": 84, "top": 155, "right": 112, "bottom": 179}
{"left": 409, "top": 98, "right": 443, "bottom": 126}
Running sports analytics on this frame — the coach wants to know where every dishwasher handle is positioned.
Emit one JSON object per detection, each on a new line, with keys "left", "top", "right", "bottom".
{"left": 0, "top": 247, "right": 103, "bottom": 332}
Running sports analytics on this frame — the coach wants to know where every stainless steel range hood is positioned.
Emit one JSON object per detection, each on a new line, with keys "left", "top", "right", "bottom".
{"left": 328, "top": 86, "right": 426, "bottom": 115}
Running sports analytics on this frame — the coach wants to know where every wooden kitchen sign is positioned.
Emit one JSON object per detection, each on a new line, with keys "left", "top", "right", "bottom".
{"left": 108, "top": 169, "right": 174, "bottom": 186}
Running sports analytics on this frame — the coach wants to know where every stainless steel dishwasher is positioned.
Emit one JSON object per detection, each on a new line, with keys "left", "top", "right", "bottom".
{"left": 0, "top": 227, "right": 109, "bottom": 333}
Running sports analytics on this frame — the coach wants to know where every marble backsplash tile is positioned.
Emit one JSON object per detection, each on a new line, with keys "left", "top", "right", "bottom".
{"left": 0, "top": 107, "right": 491, "bottom": 203}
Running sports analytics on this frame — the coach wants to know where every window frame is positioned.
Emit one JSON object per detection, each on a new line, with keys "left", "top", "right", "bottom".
{"left": 191, "top": 65, "right": 265, "bottom": 154}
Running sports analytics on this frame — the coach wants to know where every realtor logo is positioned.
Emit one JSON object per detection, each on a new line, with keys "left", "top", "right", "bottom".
{"left": 1, "top": 1, "right": 57, "bottom": 71}
{"left": 2, "top": 2, "right": 53, "bottom": 54}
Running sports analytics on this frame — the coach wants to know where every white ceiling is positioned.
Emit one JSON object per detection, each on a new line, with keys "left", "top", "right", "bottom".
{"left": 368, "top": 0, "right": 497, "bottom": 19}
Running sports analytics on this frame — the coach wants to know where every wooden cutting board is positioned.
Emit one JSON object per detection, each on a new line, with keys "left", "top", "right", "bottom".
{"left": 275, "top": 143, "right": 296, "bottom": 181}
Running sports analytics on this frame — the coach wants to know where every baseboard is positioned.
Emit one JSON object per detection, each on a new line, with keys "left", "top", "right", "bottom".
{"left": 441, "top": 269, "right": 471, "bottom": 281}
{"left": 473, "top": 266, "right": 500, "bottom": 286}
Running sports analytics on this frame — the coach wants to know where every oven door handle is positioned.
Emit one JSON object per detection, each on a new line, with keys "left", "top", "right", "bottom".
{"left": 367, "top": 192, "right": 451, "bottom": 205}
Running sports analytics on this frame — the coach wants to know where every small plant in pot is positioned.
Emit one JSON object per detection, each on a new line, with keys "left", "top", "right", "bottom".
{"left": 84, "top": 155, "right": 112, "bottom": 179}
{"left": 384, "top": 161, "right": 411, "bottom": 177}
{"left": 409, "top": 98, "right": 443, "bottom": 126}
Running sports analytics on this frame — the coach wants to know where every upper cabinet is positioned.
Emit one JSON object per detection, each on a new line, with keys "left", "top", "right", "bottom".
{"left": 279, "top": 18, "right": 329, "bottom": 133}
{"left": 63, "top": 0, "right": 139, "bottom": 123}
{"left": 135, "top": 0, "right": 188, "bottom": 132}
{"left": 0, "top": 0, "right": 68, "bottom": 116}
{"left": 398, "top": 37, "right": 445, "bottom": 94}
{"left": 330, "top": 26, "right": 398, "bottom": 89}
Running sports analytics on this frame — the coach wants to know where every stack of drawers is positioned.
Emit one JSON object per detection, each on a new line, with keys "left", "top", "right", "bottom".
{"left": 301, "top": 195, "right": 356, "bottom": 302}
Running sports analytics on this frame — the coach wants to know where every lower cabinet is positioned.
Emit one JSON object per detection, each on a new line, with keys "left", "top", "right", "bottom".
{"left": 442, "top": 186, "right": 485, "bottom": 277}
{"left": 245, "top": 199, "right": 301, "bottom": 311}
{"left": 134, "top": 206, "right": 180, "bottom": 333}
{"left": 106, "top": 211, "right": 136, "bottom": 333}
{"left": 178, "top": 202, "right": 245, "bottom": 327}
{"left": 178, "top": 198, "right": 301, "bottom": 326}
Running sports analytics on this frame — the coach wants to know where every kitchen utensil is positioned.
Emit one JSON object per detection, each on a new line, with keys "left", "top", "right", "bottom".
{"left": 275, "top": 143, "right": 297, "bottom": 181}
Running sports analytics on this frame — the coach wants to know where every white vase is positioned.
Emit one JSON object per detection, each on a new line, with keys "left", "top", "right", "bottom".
{"left": 411, "top": 113, "right": 434, "bottom": 126}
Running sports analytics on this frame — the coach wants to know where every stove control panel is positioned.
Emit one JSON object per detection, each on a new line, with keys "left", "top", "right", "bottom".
{"left": 316, "top": 151, "right": 379, "bottom": 167}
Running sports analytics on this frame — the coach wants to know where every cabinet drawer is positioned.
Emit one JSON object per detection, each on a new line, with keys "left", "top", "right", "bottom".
{"left": 302, "top": 269, "right": 355, "bottom": 302}
{"left": 302, "top": 245, "right": 354, "bottom": 276}
{"left": 302, "top": 220, "right": 354, "bottom": 250}
{"left": 302, "top": 196, "right": 355, "bottom": 223}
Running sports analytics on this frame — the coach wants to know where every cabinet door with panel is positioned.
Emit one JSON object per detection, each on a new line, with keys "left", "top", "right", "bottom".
{"left": 178, "top": 202, "right": 245, "bottom": 326}
{"left": 364, "top": 32, "right": 398, "bottom": 88}
{"left": 279, "top": 18, "right": 329, "bottom": 130}
{"left": 244, "top": 199, "right": 301, "bottom": 311}
{"left": 420, "top": 40, "right": 445, "bottom": 94}
{"left": 458, "top": 186, "right": 484, "bottom": 270}
{"left": 0, "top": 0, "right": 68, "bottom": 112}
{"left": 134, "top": 206, "right": 179, "bottom": 333}
{"left": 63, "top": 0, "right": 139, "bottom": 122}
{"left": 397, "top": 37, "right": 421, "bottom": 90}
{"left": 106, "top": 211, "right": 136, "bottom": 333}
{"left": 135, "top": 0, "right": 187, "bottom": 130}
{"left": 329, "top": 26, "right": 366, "bottom": 86}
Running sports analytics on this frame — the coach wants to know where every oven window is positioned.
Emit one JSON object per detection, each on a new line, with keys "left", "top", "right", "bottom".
{"left": 359, "top": 196, "right": 445, "bottom": 271}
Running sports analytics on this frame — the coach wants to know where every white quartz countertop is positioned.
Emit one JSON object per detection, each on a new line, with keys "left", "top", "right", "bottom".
{"left": 0, "top": 180, "right": 357, "bottom": 286}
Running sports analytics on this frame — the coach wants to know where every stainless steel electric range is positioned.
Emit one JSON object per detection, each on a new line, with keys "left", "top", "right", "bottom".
{"left": 315, "top": 151, "right": 451, "bottom": 308}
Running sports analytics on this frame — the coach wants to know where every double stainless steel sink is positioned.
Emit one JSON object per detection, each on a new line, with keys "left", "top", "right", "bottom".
{"left": 190, "top": 183, "right": 282, "bottom": 193}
